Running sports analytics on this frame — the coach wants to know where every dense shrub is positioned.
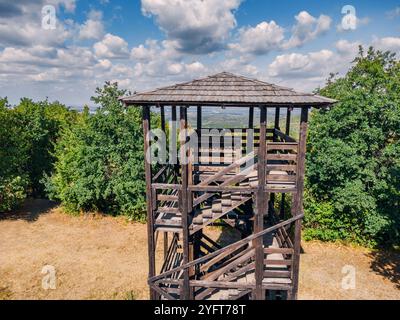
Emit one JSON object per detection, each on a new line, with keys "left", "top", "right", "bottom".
{"left": 0, "top": 98, "right": 28, "bottom": 211}
{"left": 45, "top": 82, "right": 158, "bottom": 220}
{"left": 304, "top": 47, "right": 400, "bottom": 247}
{"left": 0, "top": 97, "right": 77, "bottom": 212}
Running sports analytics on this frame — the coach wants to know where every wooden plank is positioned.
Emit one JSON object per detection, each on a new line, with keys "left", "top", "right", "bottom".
{"left": 266, "top": 174, "right": 297, "bottom": 182}
{"left": 267, "top": 154, "right": 297, "bottom": 161}
{"left": 157, "top": 207, "right": 179, "bottom": 214}
{"left": 156, "top": 218, "right": 182, "bottom": 226}
{"left": 152, "top": 183, "right": 182, "bottom": 190}
{"left": 264, "top": 259, "right": 292, "bottom": 266}
{"left": 191, "top": 185, "right": 256, "bottom": 193}
{"left": 264, "top": 248, "right": 294, "bottom": 254}
{"left": 267, "top": 165, "right": 297, "bottom": 171}
{"left": 267, "top": 143, "right": 298, "bottom": 151}
{"left": 264, "top": 270, "right": 291, "bottom": 278}
{"left": 157, "top": 194, "right": 179, "bottom": 202}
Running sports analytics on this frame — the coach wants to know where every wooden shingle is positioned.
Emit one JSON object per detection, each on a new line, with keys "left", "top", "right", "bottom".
{"left": 121, "top": 72, "right": 336, "bottom": 107}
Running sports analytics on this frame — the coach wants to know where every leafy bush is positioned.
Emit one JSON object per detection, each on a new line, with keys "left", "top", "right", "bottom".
{"left": 0, "top": 98, "right": 28, "bottom": 212}
{"left": 0, "top": 97, "right": 77, "bottom": 211}
{"left": 305, "top": 47, "right": 400, "bottom": 247}
{"left": 0, "top": 176, "right": 27, "bottom": 212}
{"left": 45, "top": 82, "right": 158, "bottom": 220}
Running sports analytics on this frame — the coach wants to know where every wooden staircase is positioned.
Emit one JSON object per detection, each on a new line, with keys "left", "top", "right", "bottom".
{"left": 155, "top": 192, "right": 252, "bottom": 235}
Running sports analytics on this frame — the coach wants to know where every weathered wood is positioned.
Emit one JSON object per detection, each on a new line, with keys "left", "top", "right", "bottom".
{"left": 149, "top": 214, "right": 304, "bottom": 283}
{"left": 290, "top": 107, "right": 308, "bottom": 300}
{"left": 142, "top": 106, "right": 157, "bottom": 300}
{"left": 160, "top": 105, "right": 166, "bottom": 132}
{"left": 267, "top": 142, "right": 298, "bottom": 151}
{"left": 264, "top": 247, "right": 294, "bottom": 254}
{"left": 152, "top": 183, "right": 182, "bottom": 190}
{"left": 199, "top": 151, "right": 255, "bottom": 186}
{"left": 266, "top": 175, "right": 297, "bottom": 182}
{"left": 285, "top": 107, "right": 292, "bottom": 136}
{"left": 163, "top": 232, "right": 168, "bottom": 260}
{"left": 275, "top": 129, "right": 297, "bottom": 142}
{"left": 248, "top": 107, "right": 254, "bottom": 129}
{"left": 254, "top": 106, "right": 267, "bottom": 300}
{"left": 266, "top": 154, "right": 297, "bottom": 161}
{"left": 157, "top": 194, "right": 179, "bottom": 202}
{"left": 179, "top": 106, "right": 191, "bottom": 300}
{"left": 267, "top": 164, "right": 297, "bottom": 172}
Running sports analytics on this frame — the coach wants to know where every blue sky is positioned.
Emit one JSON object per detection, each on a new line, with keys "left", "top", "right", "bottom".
{"left": 1, "top": 0, "right": 400, "bottom": 106}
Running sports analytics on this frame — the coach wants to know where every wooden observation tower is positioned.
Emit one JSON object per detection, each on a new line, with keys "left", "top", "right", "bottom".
{"left": 122, "top": 72, "right": 336, "bottom": 300}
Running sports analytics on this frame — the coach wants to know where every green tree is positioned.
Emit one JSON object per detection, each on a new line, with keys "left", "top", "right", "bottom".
{"left": 305, "top": 47, "right": 400, "bottom": 247}
{"left": 46, "top": 82, "right": 158, "bottom": 220}
{"left": 0, "top": 97, "right": 77, "bottom": 211}
{"left": 0, "top": 98, "right": 28, "bottom": 211}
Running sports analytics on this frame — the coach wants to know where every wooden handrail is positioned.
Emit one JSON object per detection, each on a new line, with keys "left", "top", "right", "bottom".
{"left": 148, "top": 213, "right": 304, "bottom": 284}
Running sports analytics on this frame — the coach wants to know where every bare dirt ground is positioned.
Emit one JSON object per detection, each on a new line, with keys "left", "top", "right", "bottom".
{"left": 0, "top": 199, "right": 398, "bottom": 300}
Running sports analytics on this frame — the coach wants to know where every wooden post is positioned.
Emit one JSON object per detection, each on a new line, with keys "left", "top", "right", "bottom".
{"left": 196, "top": 106, "right": 202, "bottom": 180}
{"left": 171, "top": 106, "right": 178, "bottom": 173}
{"left": 273, "top": 107, "right": 280, "bottom": 141}
{"left": 270, "top": 107, "right": 281, "bottom": 209}
{"left": 248, "top": 107, "right": 254, "bottom": 129}
{"left": 254, "top": 106, "right": 267, "bottom": 300}
{"left": 179, "top": 106, "right": 191, "bottom": 300}
{"left": 143, "top": 106, "right": 157, "bottom": 300}
{"left": 160, "top": 105, "right": 166, "bottom": 132}
{"left": 285, "top": 107, "right": 292, "bottom": 136}
{"left": 159, "top": 105, "right": 168, "bottom": 261}
{"left": 280, "top": 107, "right": 292, "bottom": 219}
{"left": 290, "top": 107, "right": 309, "bottom": 300}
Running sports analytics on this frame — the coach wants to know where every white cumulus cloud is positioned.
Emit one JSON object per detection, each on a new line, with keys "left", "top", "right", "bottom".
{"left": 141, "top": 0, "right": 242, "bottom": 54}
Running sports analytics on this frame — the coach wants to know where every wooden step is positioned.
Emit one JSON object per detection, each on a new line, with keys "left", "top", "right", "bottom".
{"left": 193, "top": 215, "right": 204, "bottom": 225}
{"left": 212, "top": 201, "right": 222, "bottom": 214}
{"left": 202, "top": 207, "right": 213, "bottom": 219}
{"left": 221, "top": 193, "right": 232, "bottom": 207}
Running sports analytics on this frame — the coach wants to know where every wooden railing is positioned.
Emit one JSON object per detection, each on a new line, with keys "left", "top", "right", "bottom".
{"left": 148, "top": 214, "right": 304, "bottom": 300}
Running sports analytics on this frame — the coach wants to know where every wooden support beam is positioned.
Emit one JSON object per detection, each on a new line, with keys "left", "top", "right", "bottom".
{"left": 280, "top": 107, "right": 293, "bottom": 219}
{"left": 170, "top": 106, "right": 177, "bottom": 169}
{"left": 274, "top": 107, "right": 280, "bottom": 132}
{"left": 285, "top": 107, "right": 292, "bottom": 136}
{"left": 196, "top": 106, "right": 202, "bottom": 184}
{"left": 248, "top": 107, "right": 254, "bottom": 129}
{"left": 149, "top": 214, "right": 304, "bottom": 283}
{"left": 179, "top": 106, "right": 191, "bottom": 300}
{"left": 160, "top": 105, "right": 166, "bottom": 133}
{"left": 143, "top": 106, "right": 157, "bottom": 300}
{"left": 290, "top": 107, "right": 309, "bottom": 300}
{"left": 163, "top": 232, "right": 168, "bottom": 260}
{"left": 254, "top": 106, "right": 267, "bottom": 300}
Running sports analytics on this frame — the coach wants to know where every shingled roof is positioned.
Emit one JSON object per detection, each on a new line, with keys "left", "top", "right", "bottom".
{"left": 121, "top": 72, "right": 336, "bottom": 107}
